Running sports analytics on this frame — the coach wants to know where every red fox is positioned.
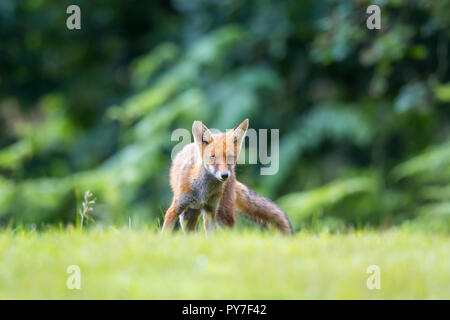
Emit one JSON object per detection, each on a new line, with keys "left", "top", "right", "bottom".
{"left": 162, "top": 119, "right": 293, "bottom": 235}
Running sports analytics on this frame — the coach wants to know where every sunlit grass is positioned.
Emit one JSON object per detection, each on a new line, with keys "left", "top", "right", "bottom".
{"left": 0, "top": 228, "right": 448, "bottom": 299}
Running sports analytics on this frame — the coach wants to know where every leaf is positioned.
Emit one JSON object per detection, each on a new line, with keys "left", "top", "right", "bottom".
{"left": 277, "top": 176, "right": 377, "bottom": 222}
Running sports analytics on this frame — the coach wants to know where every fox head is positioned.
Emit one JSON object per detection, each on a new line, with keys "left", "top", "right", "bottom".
{"left": 192, "top": 119, "right": 249, "bottom": 181}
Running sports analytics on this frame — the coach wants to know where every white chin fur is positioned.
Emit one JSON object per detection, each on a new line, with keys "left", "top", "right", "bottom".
{"left": 204, "top": 163, "right": 218, "bottom": 178}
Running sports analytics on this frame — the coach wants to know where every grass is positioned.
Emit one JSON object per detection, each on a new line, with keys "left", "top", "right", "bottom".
{"left": 0, "top": 228, "right": 449, "bottom": 299}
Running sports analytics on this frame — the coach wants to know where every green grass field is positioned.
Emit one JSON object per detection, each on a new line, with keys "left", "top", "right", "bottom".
{"left": 0, "top": 228, "right": 448, "bottom": 299}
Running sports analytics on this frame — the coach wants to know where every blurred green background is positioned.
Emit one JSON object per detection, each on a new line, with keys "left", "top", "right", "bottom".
{"left": 0, "top": 0, "right": 449, "bottom": 232}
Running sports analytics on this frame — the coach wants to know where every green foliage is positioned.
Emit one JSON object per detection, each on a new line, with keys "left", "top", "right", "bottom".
{"left": 433, "top": 83, "right": 450, "bottom": 102}
{"left": 0, "top": 0, "right": 449, "bottom": 231}
{"left": 393, "top": 142, "right": 450, "bottom": 232}
{"left": 278, "top": 175, "right": 377, "bottom": 230}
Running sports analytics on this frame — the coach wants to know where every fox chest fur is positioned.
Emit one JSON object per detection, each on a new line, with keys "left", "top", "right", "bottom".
{"left": 178, "top": 167, "right": 228, "bottom": 213}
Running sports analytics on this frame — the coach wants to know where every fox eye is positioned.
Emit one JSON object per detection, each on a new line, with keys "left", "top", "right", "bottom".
{"left": 227, "top": 155, "right": 235, "bottom": 164}
{"left": 210, "top": 155, "right": 217, "bottom": 163}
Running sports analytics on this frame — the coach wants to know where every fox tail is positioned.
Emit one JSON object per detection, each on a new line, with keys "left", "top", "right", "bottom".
{"left": 235, "top": 181, "right": 293, "bottom": 235}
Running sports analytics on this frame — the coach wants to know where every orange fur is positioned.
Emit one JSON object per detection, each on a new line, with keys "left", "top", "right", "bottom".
{"left": 162, "top": 119, "right": 293, "bottom": 235}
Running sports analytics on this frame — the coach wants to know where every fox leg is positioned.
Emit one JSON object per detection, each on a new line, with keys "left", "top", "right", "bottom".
{"left": 185, "top": 208, "right": 201, "bottom": 231}
{"left": 216, "top": 200, "right": 236, "bottom": 228}
{"left": 180, "top": 208, "right": 200, "bottom": 233}
{"left": 162, "top": 199, "right": 185, "bottom": 232}
{"left": 202, "top": 210, "right": 217, "bottom": 236}
{"left": 216, "top": 179, "right": 236, "bottom": 228}
{"left": 179, "top": 213, "right": 186, "bottom": 234}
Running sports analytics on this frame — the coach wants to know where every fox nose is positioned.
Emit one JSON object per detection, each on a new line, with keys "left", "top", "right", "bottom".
{"left": 221, "top": 172, "right": 230, "bottom": 180}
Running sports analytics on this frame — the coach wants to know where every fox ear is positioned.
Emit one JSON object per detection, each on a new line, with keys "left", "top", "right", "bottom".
{"left": 192, "top": 121, "right": 212, "bottom": 145}
{"left": 231, "top": 118, "right": 249, "bottom": 144}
